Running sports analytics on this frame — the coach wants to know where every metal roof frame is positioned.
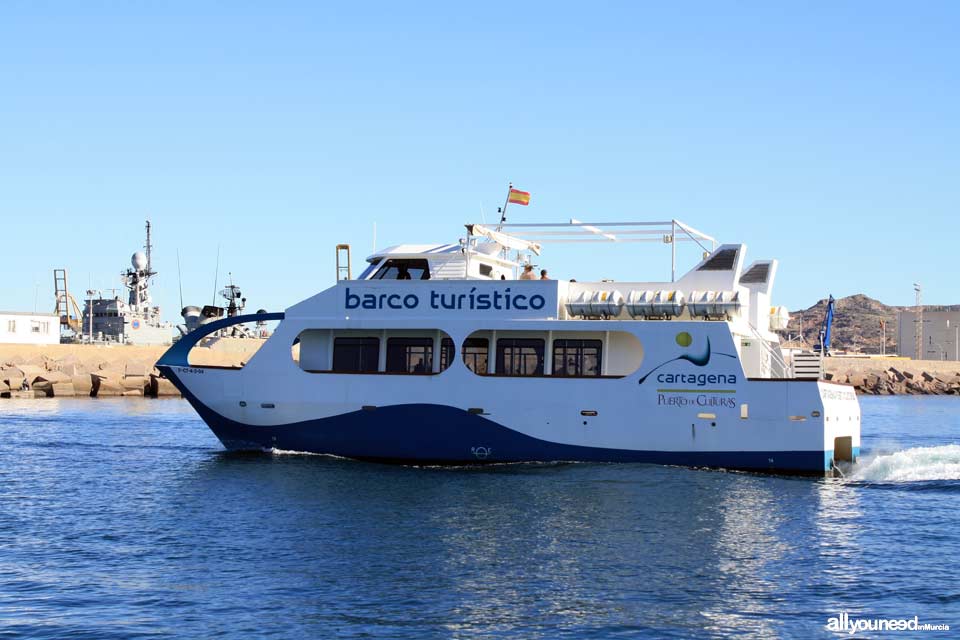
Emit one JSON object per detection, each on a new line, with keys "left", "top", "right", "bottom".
{"left": 468, "top": 219, "right": 718, "bottom": 281}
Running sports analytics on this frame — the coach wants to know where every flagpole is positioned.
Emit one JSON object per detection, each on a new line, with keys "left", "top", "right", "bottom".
{"left": 497, "top": 182, "right": 512, "bottom": 232}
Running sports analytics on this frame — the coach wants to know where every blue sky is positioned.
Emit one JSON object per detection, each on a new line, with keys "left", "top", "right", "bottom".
{"left": 2, "top": 1, "right": 957, "bottom": 320}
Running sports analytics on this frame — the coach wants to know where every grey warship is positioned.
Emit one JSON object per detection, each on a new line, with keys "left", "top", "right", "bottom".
{"left": 80, "top": 221, "right": 172, "bottom": 346}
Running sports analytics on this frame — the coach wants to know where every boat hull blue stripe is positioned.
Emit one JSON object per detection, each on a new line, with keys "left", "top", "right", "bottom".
{"left": 159, "top": 368, "right": 838, "bottom": 475}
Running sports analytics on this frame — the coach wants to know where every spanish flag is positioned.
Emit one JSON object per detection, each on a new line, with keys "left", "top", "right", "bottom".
{"left": 508, "top": 188, "right": 531, "bottom": 206}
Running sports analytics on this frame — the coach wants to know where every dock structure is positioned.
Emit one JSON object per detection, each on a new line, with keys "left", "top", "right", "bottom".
{"left": 823, "top": 357, "right": 960, "bottom": 395}
{"left": 0, "top": 339, "right": 263, "bottom": 399}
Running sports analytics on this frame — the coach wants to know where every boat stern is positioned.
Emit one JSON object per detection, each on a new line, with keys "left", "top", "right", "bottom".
{"left": 817, "top": 381, "right": 861, "bottom": 471}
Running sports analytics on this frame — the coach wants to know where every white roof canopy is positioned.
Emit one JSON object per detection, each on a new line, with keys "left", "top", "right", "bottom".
{"left": 467, "top": 224, "right": 542, "bottom": 255}
{"left": 492, "top": 219, "right": 716, "bottom": 250}
{"left": 466, "top": 219, "right": 718, "bottom": 282}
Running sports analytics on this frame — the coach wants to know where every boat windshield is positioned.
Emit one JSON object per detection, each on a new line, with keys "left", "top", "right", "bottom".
{"left": 358, "top": 258, "right": 382, "bottom": 280}
{"left": 369, "top": 259, "right": 431, "bottom": 280}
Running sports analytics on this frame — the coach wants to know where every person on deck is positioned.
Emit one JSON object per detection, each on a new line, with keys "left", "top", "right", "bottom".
{"left": 540, "top": 269, "right": 549, "bottom": 280}
{"left": 519, "top": 265, "right": 537, "bottom": 280}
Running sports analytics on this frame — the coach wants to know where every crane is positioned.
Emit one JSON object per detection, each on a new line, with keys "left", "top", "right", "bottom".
{"left": 53, "top": 268, "right": 85, "bottom": 335}
{"left": 815, "top": 294, "right": 836, "bottom": 355}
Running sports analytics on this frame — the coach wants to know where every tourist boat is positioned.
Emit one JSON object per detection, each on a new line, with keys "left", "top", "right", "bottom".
{"left": 157, "top": 219, "right": 861, "bottom": 475}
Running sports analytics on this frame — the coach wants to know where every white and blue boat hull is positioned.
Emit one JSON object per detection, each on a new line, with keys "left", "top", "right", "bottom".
{"left": 158, "top": 308, "right": 861, "bottom": 476}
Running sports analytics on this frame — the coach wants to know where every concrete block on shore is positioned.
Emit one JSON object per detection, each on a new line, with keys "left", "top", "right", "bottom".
{"left": 122, "top": 376, "right": 147, "bottom": 392}
{"left": 150, "top": 374, "right": 180, "bottom": 397}
{"left": 91, "top": 373, "right": 123, "bottom": 397}
{"left": 36, "top": 370, "right": 70, "bottom": 384}
{"left": 30, "top": 371, "right": 71, "bottom": 396}
{"left": 95, "top": 383, "right": 123, "bottom": 397}
{"left": 51, "top": 382, "right": 76, "bottom": 397}
{"left": 97, "top": 369, "right": 124, "bottom": 386}
{"left": 14, "top": 365, "right": 45, "bottom": 383}
{"left": 30, "top": 382, "right": 52, "bottom": 396}
{"left": 125, "top": 363, "right": 148, "bottom": 378}
{"left": 1, "top": 368, "right": 25, "bottom": 391}
{"left": 71, "top": 374, "right": 94, "bottom": 396}
{"left": 59, "top": 362, "right": 87, "bottom": 377}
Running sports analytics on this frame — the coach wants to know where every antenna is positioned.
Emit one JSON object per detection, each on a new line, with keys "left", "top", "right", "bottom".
{"left": 176, "top": 249, "right": 184, "bottom": 309}
{"left": 144, "top": 219, "right": 153, "bottom": 275}
{"left": 211, "top": 244, "right": 220, "bottom": 306}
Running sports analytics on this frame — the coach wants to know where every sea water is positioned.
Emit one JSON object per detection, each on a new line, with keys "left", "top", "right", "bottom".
{"left": 0, "top": 397, "right": 957, "bottom": 639}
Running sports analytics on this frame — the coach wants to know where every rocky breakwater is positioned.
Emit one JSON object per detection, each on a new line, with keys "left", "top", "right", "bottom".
{"left": 823, "top": 358, "right": 960, "bottom": 396}
{"left": 0, "top": 338, "right": 264, "bottom": 399}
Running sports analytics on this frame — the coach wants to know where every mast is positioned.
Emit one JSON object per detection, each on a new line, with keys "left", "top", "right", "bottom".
{"left": 145, "top": 219, "right": 154, "bottom": 276}
{"left": 497, "top": 182, "right": 512, "bottom": 232}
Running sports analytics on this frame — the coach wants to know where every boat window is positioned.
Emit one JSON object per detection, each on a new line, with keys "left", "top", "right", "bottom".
{"left": 462, "top": 337, "right": 488, "bottom": 374}
{"left": 461, "top": 331, "right": 642, "bottom": 378}
{"left": 370, "top": 259, "right": 431, "bottom": 280}
{"left": 386, "top": 337, "right": 433, "bottom": 374}
{"left": 553, "top": 339, "right": 602, "bottom": 377}
{"left": 296, "top": 330, "right": 455, "bottom": 374}
{"left": 496, "top": 338, "right": 544, "bottom": 376}
{"left": 358, "top": 258, "right": 382, "bottom": 280}
{"left": 332, "top": 337, "right": 380, "bottom": 372}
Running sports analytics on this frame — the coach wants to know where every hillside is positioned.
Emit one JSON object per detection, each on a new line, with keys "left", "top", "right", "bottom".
{"left": 784, "top": 294, "right": 960, "bottom": 354}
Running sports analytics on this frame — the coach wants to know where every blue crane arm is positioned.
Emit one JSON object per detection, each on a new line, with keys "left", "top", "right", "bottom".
{"left": 819, "top": 295, "right": 835, "bottom": 353}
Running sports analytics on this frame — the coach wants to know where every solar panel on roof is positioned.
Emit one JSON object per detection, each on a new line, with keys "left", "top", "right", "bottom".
{"left": 697, "top": 248, "right": 738, "bottom": 271}
{"left": 739, "top": 263, "right": 770, "bottom": 283}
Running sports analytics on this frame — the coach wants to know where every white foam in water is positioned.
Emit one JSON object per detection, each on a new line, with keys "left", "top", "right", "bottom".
{"left": 850, "top": 444, "right": 960, "bottom": 482}
{"left": 268, "top": 448, "right": 348, "bottom": 459}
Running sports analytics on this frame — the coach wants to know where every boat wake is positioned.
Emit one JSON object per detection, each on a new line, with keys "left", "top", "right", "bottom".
{"left": 267, "top": 447, "right": 349, "bottom": 459}
{"left": 849, "top": 444, "right": 960, "bottom": 482}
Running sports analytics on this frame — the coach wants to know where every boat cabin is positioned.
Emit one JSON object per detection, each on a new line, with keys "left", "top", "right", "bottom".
{"left": 304, "top": 219, "right": 794, "bottom": 380}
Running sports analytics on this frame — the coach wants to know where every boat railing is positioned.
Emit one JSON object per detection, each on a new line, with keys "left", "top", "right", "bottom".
{"left": 157, "top": 312, "right": 284, "bottom": 368}
{"left": 746, "top": 321, "right": 791, "bottom": 379}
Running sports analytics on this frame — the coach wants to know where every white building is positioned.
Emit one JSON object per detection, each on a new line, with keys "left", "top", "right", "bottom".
{"left": 898, "top": 310, "right": 960, "bottom": 361}
{"left": 0, "top": 311, "right": 60, "bottom": 345}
